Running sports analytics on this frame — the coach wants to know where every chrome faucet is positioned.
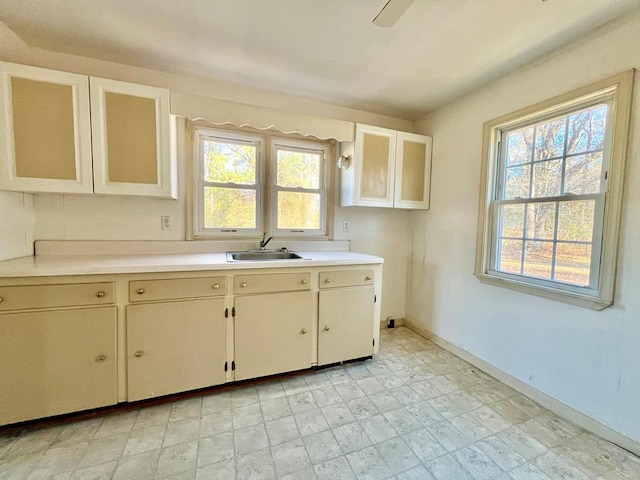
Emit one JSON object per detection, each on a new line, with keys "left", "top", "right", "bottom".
{"left": 259, "top": 232, "right": 274, "bottom": 250}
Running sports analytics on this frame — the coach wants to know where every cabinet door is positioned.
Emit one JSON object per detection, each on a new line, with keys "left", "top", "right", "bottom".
{"left": 90, "top": 77, "right": 176, "bottom": 198}
{"left": 0, "top": 307, "right": 117, "bottom": 426}
{"left": 353, "top": 124, "right": 396, "bottom": 207}
{"left": 0, "top": 61, "right": 93, "bottom": 194}
{"left": 234, "top": 291, "right": 313, "bottom": 381}
{"left": 394, "top": 132, "right": 432, "bottom": 209}
{"left": 318, "top": 286, "right": 375, "bottom": 366}
{"left": 127, "top": 298, "right": 226, "bottom": 401}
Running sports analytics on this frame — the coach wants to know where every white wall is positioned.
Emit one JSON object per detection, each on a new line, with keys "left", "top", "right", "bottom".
{"left": 409, "top": 11, "right": 640, "bottom": 444}
{"left": 0, "top": 191, "right": 34, "bottom": 260}
{"left": 0, "top": 31, "right": 412, "bottom": 319}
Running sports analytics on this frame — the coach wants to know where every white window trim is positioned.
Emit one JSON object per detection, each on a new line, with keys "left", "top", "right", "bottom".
{"left": 270, "top": 138, "right": 328, "bottom": 237}
{"left": 474, "top": 70, "right": 635, "bottom": 310}
{"left": 193, "top": 128, "right": 264, "bottom": 238}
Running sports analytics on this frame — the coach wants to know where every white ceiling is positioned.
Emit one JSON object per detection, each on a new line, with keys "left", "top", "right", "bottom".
{"left": 1, "top": 0, "right": 639, "bottom": 119}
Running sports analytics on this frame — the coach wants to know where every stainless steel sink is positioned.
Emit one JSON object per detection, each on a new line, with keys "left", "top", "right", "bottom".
{"left": 226, "top": 251, "right": 306, "bottom": 261}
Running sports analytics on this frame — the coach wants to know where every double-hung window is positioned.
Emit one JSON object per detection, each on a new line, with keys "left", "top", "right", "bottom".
{"left": 194, "top": 128, "right": 329, "bottom": 238}
{"left": 475, "top": 71, "right": 634, "bottom": 309}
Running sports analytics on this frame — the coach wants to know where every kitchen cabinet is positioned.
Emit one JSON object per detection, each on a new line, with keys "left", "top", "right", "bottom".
{"left": 0, "top": 307, "right": 117, "bottom": 425}
{"left": 0, "top": 61, "right": 176, "bottom": 198}
{"left": 233, "top": 272, "right": 313, "bottom": 380}
{"left": 318, "top": 269, "right": 375, "bottom": 366}
{"left": 127, "top": 298, "right": 227, "bottom": 401}
{"left": 340, "top": 123, "right": 432, "bottom": 209}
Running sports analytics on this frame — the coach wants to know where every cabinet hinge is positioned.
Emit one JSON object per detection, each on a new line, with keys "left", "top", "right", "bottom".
{"left": 224, "top": 361, "right": 228, "bottom": 372}
{"left": 373, "top": 338, "right": 375, "bottom": 347}
{"left": 374, "top": 295, "right": 377, "bottom": 303}
{"left": 224, "top": 308, "right": 229, "bottom": 318}
{"left": 231, "top": 361, "right": 236, "bottom": 371}
{"left": 232, "top": 307, "right": 236, "bottom": 317}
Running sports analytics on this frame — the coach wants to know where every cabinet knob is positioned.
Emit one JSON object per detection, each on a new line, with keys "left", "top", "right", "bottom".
{"left": 366, "top": 275, "right": 372, "bottom": 281}
{"left": 0, "top": 296, "right": 3, "bottom": 303}
{"left": 324, "top": 325, "right": 331, "bottom": 331}
{"left": 300, "top": 279, "right": 308, "bottom": 285}
{"left": 95, "top": 355, "right": 106, "bottom": 362}
{"left": 96, "top": 291, "right": 105, "bottom": 298}
{"left": 212, "top": 283, "right": 220, "bottom": 290}
{"left": 324, "top": 279, "right": 331, "bottom": 284}
{"left": 301, "top": 328, "right": 307, "bottom": 334}
{"left": 134, "top": 351, "right": 144, "bottom": 358}
{"left": 240, "top": 282, "right": 247, "bottom": 288}
{"left": 137, "top": 288, "right": 145, "bottom": 295}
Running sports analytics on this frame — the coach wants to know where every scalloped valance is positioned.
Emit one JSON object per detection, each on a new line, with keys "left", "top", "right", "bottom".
{"left": 171, "top": 92, "right": 355, "bottom": 142}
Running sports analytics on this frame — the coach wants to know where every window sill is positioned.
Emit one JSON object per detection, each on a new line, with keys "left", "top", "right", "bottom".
{"left": 474, "top": 271, "right": 613, "bottom": 311}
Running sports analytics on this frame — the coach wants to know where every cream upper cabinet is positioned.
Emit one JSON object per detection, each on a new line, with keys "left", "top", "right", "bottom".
{"left": 90, "top": 77, "right": 176, "bottom": 198}
{"left": 341, "top": 123, "right": 432, "bottom": 209}
{"left": 0, "top": 62, "right": 93, "bottom": 193}
{"left": 0, "top": 61, "right": 176, "bottom": 198}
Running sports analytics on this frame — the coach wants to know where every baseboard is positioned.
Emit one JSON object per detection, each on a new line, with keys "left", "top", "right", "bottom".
{"left": 403, "top": 320, "right": 640, "bottom": 458}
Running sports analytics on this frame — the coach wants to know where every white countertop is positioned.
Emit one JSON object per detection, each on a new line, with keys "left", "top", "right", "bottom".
{"left": 0, "top": 251, "right": 384, "bottom": 278}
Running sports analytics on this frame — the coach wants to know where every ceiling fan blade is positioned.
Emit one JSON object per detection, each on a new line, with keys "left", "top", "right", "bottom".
{"left": 372, "top": 0, "right": 416, "bottom": 27}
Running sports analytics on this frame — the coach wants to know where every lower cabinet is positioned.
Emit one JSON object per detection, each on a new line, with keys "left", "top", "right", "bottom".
{"left": 127, "top": 298, "right": 226, "bottom": 401}
{"left": 318, "top": 286, "right": 375, "bottom": 366}
{"left": 0, "top": 307, "right": 117, "bottom": 425}
{"left": 234, "top": 291, "right": 313, "bottom": 381}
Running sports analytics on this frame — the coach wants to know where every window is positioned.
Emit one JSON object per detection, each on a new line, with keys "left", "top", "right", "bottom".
{"left": 194, "top": 128, "right": 329, "bottom": 238}
{"left": 475, "top": 71, "right": 634, "bottom": 309}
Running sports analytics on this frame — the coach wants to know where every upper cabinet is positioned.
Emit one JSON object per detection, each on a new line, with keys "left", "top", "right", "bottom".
{"left": 0, "top": 62, "right": 177, "bottom": 198}
{"left": 340, "top": 124, "right": 432, "bottom": 209}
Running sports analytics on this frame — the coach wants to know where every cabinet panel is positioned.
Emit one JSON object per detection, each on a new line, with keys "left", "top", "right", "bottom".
{"left": 0, "top": 61, "right": 93, "bottom": 193}
{"left": 234, "top": 272, "right": 310, "bottom": 294}
{"left": 129, "top": 276, "right": 226, "bottom": 302}
{"left": 0, "top": 282, "right": 114, "bottom": 312}
{"left": 235, "top": 291, "right": 313, "bottom": 380}
{"left": 127, "top": 298, "right": 226, "bottom": 401}
{"left": 0, "top": 307, "right": 117, "bottom": 425}
{"left": 318, "top": 287, "right": 375, "bottom": 366}
{"left": 394, "top": 132, "right": 432, "bottom": 209}
{"left": 353, "top": 124, "right": 395, "bottom": 207}
{"left": 319, "top": 269, "right": 374, "bottom": 289}
{"left": 90, "top": 77, "right": 176, "bottom": 198}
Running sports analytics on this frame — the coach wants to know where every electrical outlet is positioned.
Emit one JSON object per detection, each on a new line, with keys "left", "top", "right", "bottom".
{"left": 343, "top": 220, "right": 350, "bottom": 232}
{"left": 161, "top": 216, "right": 172, "bottom": 230}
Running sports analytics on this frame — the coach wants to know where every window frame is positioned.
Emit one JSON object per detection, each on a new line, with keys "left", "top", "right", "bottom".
{"left": 192, "top": 126, "right": 332, "bottom": 240}
{"left": 270, "top": 138, "right": 328, "bottom": 237}
{"left": 475, "top": 70, "right": 635, "bottom": 310}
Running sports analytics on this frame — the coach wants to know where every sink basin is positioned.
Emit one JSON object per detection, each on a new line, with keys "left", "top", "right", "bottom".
{"left": 226, "top": 251, "right": 305, "bottom": 261}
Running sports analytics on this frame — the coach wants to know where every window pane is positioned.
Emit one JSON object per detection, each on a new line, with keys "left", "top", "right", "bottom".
{"left": 506, "top": 127, "right": 533, "bottom": 165}
{"left": 276, "top": 149, "right": 321, "bottom": 189}
{"left": 555, "top": 243, "right": 591, "bottom": 286}
{"left": 497, "top": 239, "right": 522, "bottom": 274}
{"left": 564, "top": 152, "right": 603, "bottom": 195}
{"left": 204, "top": 187, "right": 256, "bottom": 229}
{"left": 523, "top": 241, "right": 553, "bottom": 280}
{"left": 557, "top": 200, "right": 595, "bottom": 242}
{"left": 203, "top": 139, "right": 256, "bottom": 184}
{"left": 504, "top": 165, "right": 530, "bottom": 199}
{"left": 532, "top": 159, "right": 562, "bottom": 197}
{"left": 499, "top": 204, "right": 525, "bottom": 238}
{"left": 525, "top": 202, "right": 556, "bottom": 240}
{"left": 277, "top": 192, "right": 320, "bottom": 230}
{"left": 567, "top": 104, "right": 608, "bottom": 155}
{"left": 534, "top": 117, "right": 566, "bottom": 160}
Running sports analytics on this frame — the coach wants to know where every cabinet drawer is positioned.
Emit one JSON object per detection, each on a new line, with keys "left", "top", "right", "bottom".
{"left": 129, "top": 277, "right": 226, "bottom": 302}
{"left": 234, "top": 273, "right": 310, "bottom": 294}
{"left": 319, "top": 269, "right": 374, "bottom": 289}
{"left": 0, "top": 282, "right": 114, "bottom": 311}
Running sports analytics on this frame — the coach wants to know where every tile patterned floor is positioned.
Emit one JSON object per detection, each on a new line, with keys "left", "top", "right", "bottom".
{"left": 1, "top": 326, "right": 639, "bottom": 480}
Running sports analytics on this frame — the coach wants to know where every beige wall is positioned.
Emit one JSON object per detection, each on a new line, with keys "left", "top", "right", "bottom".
{"left": 0, "top": 191, "right": 34, "bottom": 261}
{"left": 0, "top": 33, "right": 412, "bottom": 320}
{"left": 410, "top": 11, "right": 640, "bottom": 444}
